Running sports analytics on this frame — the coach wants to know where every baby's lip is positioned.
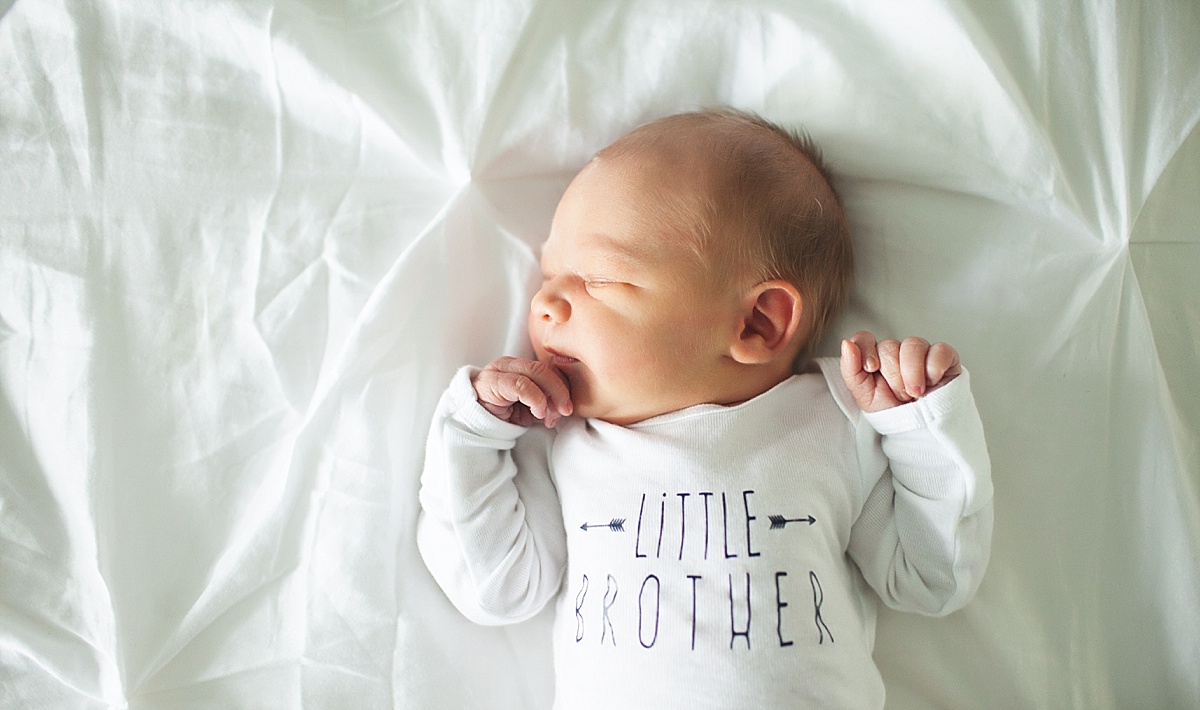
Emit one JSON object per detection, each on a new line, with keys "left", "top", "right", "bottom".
{"left": 543, "top": 345, "right": 579, "bottom": 365}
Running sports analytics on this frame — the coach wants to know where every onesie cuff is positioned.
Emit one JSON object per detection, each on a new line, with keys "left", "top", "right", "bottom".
{"left": 444, "top": 365, "right": 530, "bottom": 441}
{"left": 862, "top": 368, "right": 974, "bottom": 436}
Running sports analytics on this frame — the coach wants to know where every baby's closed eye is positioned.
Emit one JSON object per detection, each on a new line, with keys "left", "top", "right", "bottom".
{"left": 583, "top": 278, "right": 642, "bottom": 295}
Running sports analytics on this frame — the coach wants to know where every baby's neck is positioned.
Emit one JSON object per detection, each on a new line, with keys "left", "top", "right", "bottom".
{"left": 602, "top": 360, "right": 797, "bottom": 426}
{"left": 708, "top": 362, "right": 797, "bottom": 410}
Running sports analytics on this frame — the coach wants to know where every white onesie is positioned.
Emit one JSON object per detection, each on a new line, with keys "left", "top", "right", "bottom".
{"left": 418, "top": 358, "right": 993, "bottom": 709}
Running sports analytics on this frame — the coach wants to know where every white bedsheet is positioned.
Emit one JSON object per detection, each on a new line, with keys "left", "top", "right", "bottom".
{"left": 1, "top": 1, "right": 1197, "bottom": 708}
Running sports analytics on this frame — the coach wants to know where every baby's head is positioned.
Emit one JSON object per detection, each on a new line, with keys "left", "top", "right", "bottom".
{"left": 530, "top": 109, "right": 853, "bottom": 424}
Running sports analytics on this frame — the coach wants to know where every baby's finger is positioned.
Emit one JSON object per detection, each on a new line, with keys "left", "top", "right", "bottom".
{"left": 531, "top": 363, "right": 573, "bottom": 420}
{"left": 875, "top": 338, "right": 912, "bottom": 403}
{"left": 840, "top": 338, "right": 871, "bottom": 400}
{"left": 847, "top": 330, "right": 880, "bottom": 372}
{"left": 899, "top": 337, "right": 931, "bottom": 398}
{"left": 512, "top": 373, "right": 554, "bottom": 420}
{"left": 840, "top": 338, "right": 863, "bottom": 377}
{"left": 925, "top": 342, "right": 962, "bottom": 387}
{"left": 476, "top": 370, "right": 548, "bottom": 418}
{"left": 473, "top": 364, "right": 514, "bottom": 411}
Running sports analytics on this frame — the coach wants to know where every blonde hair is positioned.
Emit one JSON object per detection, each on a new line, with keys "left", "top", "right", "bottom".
{"left": 597, "top": 108, "right": 854, "bottom": 356}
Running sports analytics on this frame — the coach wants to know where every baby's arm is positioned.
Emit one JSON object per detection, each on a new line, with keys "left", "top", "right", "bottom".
{"left": 417, "top": 365, "right": 568, "bottom": 625}
{"left": 835, "top": 331, "right": 993, "bottom": 617}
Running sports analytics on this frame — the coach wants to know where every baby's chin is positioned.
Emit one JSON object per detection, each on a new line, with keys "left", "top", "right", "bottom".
{"left": 571, "top": 396, "right": 676, "bottom": 427}
{"left": 564, "top": 392, "right": 612, "bottom": 424}
{"left": 558, "top": 373, "right": 697, "bottom": 425}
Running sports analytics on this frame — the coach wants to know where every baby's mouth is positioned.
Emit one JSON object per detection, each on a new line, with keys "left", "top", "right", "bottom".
{"left": 543, "top": 346, "right": 579, "bottom": 366}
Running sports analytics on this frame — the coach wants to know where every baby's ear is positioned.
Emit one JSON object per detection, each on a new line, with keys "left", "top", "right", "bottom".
{"left": 729, "top": 280, "right": 804, "bottom": 365}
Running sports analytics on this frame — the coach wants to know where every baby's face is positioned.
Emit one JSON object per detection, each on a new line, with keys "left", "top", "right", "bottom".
{"left": 528, "top": 156, "right": 744, "bottom": 425}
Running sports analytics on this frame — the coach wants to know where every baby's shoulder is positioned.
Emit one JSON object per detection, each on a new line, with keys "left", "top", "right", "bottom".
{"left": 794, "top": 356, "right": 860, "bottom": 424}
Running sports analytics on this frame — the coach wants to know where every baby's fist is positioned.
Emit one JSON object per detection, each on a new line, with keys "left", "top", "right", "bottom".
{"left": 839, "top": 331, "right": 961, "bottom": 413}
{"left": 472, "top": 357, "right": 573, "bottom": 427}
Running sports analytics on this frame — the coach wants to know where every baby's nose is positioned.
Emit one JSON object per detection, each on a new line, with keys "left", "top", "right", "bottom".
{"left": 531, "top": 284, "right": 570, "bottom": 323}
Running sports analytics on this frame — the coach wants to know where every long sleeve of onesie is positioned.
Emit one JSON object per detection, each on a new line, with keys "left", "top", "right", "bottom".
{"left": 818, "top": 360, "right": 994, "bottom": 617}
{"left": 417, "top": 366, "right": 567, "bottom": 625}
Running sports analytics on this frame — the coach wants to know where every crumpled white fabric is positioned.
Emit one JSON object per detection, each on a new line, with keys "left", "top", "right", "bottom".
{"left": 0, "top": 1, "right": 1196, "bottom": 708}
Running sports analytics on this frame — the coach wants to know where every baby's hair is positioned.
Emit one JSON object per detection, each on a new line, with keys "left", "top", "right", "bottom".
{"left": 596, "top": 108, "right": 854, "bottom": 357}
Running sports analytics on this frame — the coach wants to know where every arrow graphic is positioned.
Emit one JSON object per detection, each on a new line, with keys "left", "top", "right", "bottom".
{"left": 580, "top": 518, "right": 626, "bottom": 532}
{"left": 769, "top": 514, "right": 816, "bottom": 530}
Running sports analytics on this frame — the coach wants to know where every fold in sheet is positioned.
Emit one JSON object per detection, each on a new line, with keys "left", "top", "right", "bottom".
{"left": 1, "top": 1, "right": 1197, "bottom": 708}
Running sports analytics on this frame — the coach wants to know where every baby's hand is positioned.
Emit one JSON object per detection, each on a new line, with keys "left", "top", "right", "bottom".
{"left": 839, "top": 331, "right": 961, "bottom": 413}
{"left": 472, "top": 357, "right": 574, "bottom": 428}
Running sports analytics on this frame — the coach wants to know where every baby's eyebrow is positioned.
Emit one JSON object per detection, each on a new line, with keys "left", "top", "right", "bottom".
{"left": 599, "top": 227, "right": 680, "bottom": 270}
{"left": 539, "top": 233, "right": 652, "bottom": 268}
{"left": 592, "top": 233, "right": 649, "bottom": 265}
